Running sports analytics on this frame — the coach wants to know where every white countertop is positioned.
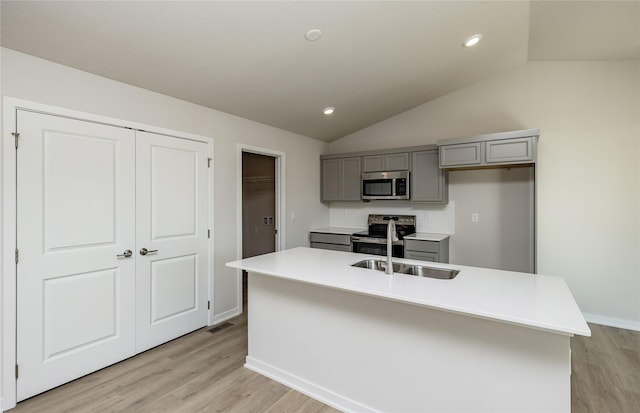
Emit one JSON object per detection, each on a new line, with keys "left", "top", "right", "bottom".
{"left": 310, "top": 227, "right": 365, "bottom": 235}
{"left": 404, "top": 232, "right": 450, "bottom": 242}
{"left": 227, "top": 247, "right": 590, "bottom": 337}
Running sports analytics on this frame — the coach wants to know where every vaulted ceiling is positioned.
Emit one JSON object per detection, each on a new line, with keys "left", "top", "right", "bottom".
{"left": 2, "top": 1, "right": 639, "bottom": 141}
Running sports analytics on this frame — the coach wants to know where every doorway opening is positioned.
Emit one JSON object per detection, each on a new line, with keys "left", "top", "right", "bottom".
{"left": 241, "top": 152, "right": 277, "bottom": 305}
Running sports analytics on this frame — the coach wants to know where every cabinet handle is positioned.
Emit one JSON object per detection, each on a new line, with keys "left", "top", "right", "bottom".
{"left": 139, "top": 248, "right": 158, "bottom": 256}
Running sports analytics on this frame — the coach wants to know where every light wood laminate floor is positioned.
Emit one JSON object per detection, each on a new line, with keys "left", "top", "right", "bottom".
{"left": 11, "top": 317, "right": 640, "bottom": 412}
{"left": 571, "top": 323, "right": 640, "bottom": 412}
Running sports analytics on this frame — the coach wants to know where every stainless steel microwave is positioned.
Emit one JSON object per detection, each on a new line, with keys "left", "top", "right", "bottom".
{"left": 362, "top": 171, "right": 410, "bottom": 200}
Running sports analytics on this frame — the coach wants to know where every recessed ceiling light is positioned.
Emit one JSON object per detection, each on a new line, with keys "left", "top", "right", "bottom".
{"left": 462, "top": 34, "right": 482, "bottom": 48}
{"left": 305, "top": 29, "right": 323, "bottom": 41}
{"left": 323, "top": 107, "right": 335, "bottom": 115}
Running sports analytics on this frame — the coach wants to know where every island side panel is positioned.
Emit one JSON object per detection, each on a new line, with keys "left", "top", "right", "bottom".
{"left": 245, "top": 272, "right": 571, "bottom": 413}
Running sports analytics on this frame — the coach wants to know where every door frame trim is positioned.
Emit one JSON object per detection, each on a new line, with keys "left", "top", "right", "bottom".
{"left": 1, "top": 97, "right": 215, "bottom": 410}
{"left": 236, "top": 145, "right": 286, "bottom": 315}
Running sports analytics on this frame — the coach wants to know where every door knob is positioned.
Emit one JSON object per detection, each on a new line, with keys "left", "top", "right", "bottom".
{"left": 139, "top": 248, "right": 158, "bottom": 256}
{"left": 117, "top": 249, "right": 133, "bottom": 258}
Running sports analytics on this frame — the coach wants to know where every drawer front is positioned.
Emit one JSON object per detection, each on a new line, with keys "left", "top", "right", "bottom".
{"left": 310, "top": 242, "right": 352, "bottom": 252}
{"left": 404, "top": 239, "right": 439, "bottom": 253}
{"left": 310, "top": 232, "right": 352, "bottom": 246}
{"left": 439, "top": 143, "right": 482, "bottom": 167}
{"left": 404, "top": 250, "right": 438, "bottom": 262}
{"left": 486, "top": 137, "right": 534, "bottom": 164}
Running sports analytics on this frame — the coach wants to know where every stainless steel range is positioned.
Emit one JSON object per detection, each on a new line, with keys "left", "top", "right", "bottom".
{"left": 351, "top": 214, "right": 416, "bottom": 258}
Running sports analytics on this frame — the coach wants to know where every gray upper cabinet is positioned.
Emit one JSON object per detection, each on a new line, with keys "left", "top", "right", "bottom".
{"left": 362, "top": 152, "right": 409, "bottom": 172}
{"left": 321, "top": 157, "right": 361, "bottom": 202}
{"left": 438, "top": 129, "right": 539, "bottom": 169}
{"left": 486, "top": 137, "right": 534, "bottom": 164}
{"left": 321, "top": 146, "right": 446, "bottom": 203}
{"left": 439, "top": 142, "right": 482, "bottom": 167}
{"left": 362, "top": 155, "right": 385, "bottom": 172}
{"left": 411, "top": 150, "right": 447, "bottom": 203}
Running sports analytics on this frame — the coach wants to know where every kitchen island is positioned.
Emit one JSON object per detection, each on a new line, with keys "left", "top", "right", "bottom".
{"left": 226, "top": 247, "right": 590, "bottom": 413}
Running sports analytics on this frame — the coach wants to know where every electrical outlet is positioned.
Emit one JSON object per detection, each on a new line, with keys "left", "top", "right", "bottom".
{"left": 471, "top": 213, "right": 479, "bottom": 223}
{"left": 291, "top": 211, "right": 296, "bottom": 221}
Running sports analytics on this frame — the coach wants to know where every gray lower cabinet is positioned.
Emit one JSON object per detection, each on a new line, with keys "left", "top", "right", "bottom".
{"left": 362, "top": 152, "right": 410, "bottom": 172}
{"left": 310, "top": 232, "right": 352, "bottom": 252}
{"left": 411, "top": 150, "right": 447, "bottom": 203}
{"left": 321, "top": 157, "right": 361, "bottom": 202}
{"left": 404, "top": 238, "right": 449, "bottom": 263}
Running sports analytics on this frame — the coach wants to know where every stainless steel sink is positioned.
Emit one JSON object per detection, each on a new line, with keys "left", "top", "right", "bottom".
{"left": 351, "top": 258, "right": 406, "bottom": 273}
{"left": 399, "top": 265, "right": 459, "bottom": 280}
{"left": 351, "top": 259, "right": 459, "bottom": 280}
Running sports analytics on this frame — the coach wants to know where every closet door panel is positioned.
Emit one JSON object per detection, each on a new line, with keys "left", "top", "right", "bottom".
{"left": 16, "top": 111, "right": 136, "bottom": 402}
{"left": 44, "top": 133, "right": 117, "bottom": 248}
{"left": 135, "top": 131, "right": 208, "bottom": 352}
{"left": 150, "top": 145, "right": 198, "bottom": 239}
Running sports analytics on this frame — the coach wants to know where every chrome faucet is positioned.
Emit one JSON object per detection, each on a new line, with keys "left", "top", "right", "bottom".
{"left": 386, "top": 218, "right": 399, "bottom": 275}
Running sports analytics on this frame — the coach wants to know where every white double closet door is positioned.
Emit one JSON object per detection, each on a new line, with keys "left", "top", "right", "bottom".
{"left": 16, "top": 110, "right": 209, "bottom": 401}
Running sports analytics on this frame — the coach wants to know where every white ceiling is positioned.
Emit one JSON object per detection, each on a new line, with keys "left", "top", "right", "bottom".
{"left": 1, "top": 1, "right": 639, "bottom": 142}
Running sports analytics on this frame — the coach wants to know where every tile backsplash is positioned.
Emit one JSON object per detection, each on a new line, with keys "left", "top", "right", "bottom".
{"left": 329, "top": 201, "right": 455, "bottom": 234}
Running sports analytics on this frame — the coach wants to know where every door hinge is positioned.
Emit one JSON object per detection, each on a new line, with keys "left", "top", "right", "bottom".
{"left": 207, "top": 158, "right": 212, "bottom": 168}
{"left": 208, "top": 229, "right": 211, "bottom": 239}
{"left": 12, "top": 132, "right": 20, "bottom": 149}
{"left": 15, "top": 248, "right": 19, "bottom": 264}
{"left": 15, "top": 364, "right": 19, "bottom": 379}
{"left": 207, "top": 300, "right": 210, "bottom": 310}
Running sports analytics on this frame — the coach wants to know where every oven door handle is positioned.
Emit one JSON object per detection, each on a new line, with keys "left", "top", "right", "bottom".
{"left": 352, "top": 237, "right": 402, "bottom": 246}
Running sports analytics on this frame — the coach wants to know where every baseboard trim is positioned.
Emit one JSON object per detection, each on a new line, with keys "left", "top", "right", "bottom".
{"left": 211, "top": 307, "right": 241, "bottom": 326}
{"left": 1, "top": 397, "right": 15, "bottom": 412}
{"left": 583, "top": 313, "right": 640, "bottom": 332}
{"left": 244, "top": 356, "right": 377, "bottom": 413}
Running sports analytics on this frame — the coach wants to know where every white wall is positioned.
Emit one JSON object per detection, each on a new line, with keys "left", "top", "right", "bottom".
{"left": 329, "top": 61, "right": 640, "bottom": 330}
{"left": 0, "top": 47, "right": 330, "bottom": 324}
